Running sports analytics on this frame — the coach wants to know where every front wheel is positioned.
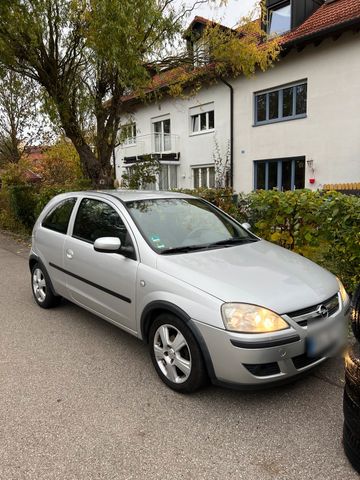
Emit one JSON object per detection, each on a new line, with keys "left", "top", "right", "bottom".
{"left": 149, "top": 313, "right": 208, "bottom": 393}
{"left": 31, "top": 263, "right": 61, "bottom": 309}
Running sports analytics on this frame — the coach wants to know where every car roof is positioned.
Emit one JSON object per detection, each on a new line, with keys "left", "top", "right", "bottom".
{"left": 79, "top": 189, "right": 197, "bottom": 202}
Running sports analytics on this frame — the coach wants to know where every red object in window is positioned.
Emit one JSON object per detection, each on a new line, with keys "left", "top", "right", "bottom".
{"left": 309, "top": 178, "right": 315, "bottom": 184}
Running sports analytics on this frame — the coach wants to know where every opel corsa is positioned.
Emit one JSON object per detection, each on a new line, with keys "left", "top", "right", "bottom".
{"left": 30, "top": 190, "right": 350, "bottom": 392}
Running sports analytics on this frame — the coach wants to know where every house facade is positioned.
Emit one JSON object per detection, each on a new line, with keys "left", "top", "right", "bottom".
{"left": 115, "top": 0, "right": 360, "bottom": 193}
{"left": 115, "top": 82, "right": 231, "bottom": 190}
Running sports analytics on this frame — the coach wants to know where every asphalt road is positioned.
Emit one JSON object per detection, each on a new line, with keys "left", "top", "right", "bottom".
{"left": 0, "top": 232, "right": 358, "bottom": 480}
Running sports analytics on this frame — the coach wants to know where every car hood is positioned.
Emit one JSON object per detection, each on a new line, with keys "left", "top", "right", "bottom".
{"left": 156, "top": 240, "right": 338, "bottom": 314}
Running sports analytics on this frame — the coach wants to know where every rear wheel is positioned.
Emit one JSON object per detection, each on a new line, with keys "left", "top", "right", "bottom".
{"left": 344, "top": 387, "right": 360, "bottom": 435}
{"left": 345, "top": 344, "right": 360, "bottom": 398}
{"left": 343, "top": 422, "right": 360, "bottom": 474}
{"left": 343, "top": 342, "right": 360, "bottom": 474}
{"left": 149, "top": 313, "right": 208, "bottom": 393}
{"left": 31, "top": 263, "right": 61, "bottom": 309}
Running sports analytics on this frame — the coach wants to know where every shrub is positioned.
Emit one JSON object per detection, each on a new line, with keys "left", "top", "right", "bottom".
{"left": 8, "top": 184, "right": 38, "bottom": 229}
{"left": 121, "top": 156, "right": 161, "bottom": 189}
{"left": 175, "top": 187, "right": 239, "bottom": 217}
{"left": 238, "top": 190, "right": 360, "bottom": 293}
{"left": 33, "top": 139, "right": 85, "bottom": 186}
{"left": 0, "top": 189, "right": 29, "bottom": 234}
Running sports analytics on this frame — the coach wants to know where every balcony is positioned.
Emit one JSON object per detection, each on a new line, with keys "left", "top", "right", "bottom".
{"left": 119, "top": 133, "right": 180, "bottom": 164}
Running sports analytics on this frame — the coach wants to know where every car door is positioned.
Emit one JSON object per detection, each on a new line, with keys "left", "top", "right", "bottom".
{"left": 63, "top": 196, "right": 139, "bottom": 333}
{"left": 35, "top": 196, "right": 78, "bottom": 297}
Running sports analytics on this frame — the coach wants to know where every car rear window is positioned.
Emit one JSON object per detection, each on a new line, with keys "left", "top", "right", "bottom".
{"left": 42, "top": 198, "right": 76, "bottom": 234}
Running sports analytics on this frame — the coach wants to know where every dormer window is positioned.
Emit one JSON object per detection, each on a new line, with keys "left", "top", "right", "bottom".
{"left": 193, "top": 37, "right": 209, "bottom": 67}
{"left": 268, "top": 1, "right": 291, "bottom": 35}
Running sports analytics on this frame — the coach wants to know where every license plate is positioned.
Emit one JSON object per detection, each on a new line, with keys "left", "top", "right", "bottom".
{"left": 306, "top": 320, "right": 345, "bottom": 357}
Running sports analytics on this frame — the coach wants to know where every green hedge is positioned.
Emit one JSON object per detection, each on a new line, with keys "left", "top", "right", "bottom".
{"left": 8, "top": 185, "right": 38, "bottom": 229}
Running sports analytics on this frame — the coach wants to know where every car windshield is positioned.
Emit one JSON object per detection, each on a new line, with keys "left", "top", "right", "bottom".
{"left": 125, "top": 198, "right": 258, "bottom": 254}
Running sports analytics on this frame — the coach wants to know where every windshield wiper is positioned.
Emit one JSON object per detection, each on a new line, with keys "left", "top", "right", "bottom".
{"left": 209, "top": 237, "right": 258, "bottom": 246}
{"left": 160, "top": 244, "right": 211, "bottom": 255}
{"left": 160, "top": 237, "right": 258, "bottom": 254}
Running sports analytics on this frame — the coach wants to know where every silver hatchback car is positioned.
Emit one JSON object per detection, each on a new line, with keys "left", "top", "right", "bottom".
{"left": 30, "top": 190, "right": 350, "bottom": 392}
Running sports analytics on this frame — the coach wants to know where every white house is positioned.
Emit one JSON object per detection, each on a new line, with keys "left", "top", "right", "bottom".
{"left": 115, "top": 0, "right": 360, "bottom": 193}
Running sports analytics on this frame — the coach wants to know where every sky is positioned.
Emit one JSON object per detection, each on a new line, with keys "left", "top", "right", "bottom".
{"left": 179, "top": 0, "right": 259, "bottom": 28}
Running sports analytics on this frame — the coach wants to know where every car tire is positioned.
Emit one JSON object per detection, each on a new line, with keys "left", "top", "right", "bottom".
{"left": 345, "top": 344, "right": 360, "bottom": 398}
{"left": 344, "top": 387, "right": 360, "bottom": 435}
{"left": 351, "top": 284, "right": 360, "bottom": 342}
{"left": 31, "top": 262, "right": 61, "bottom": 309}
{"left": 149, "top": 313, "right": 208, "bottom": 393}
{"left": 343, "top": 422, "right": 360, "bottom": 474}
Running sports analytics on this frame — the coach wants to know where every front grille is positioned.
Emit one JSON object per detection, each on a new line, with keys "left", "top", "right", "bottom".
{"left": 243, "top": 362, "right": 281, "bottom": 377}
{"left": 286, "top": 293, "right": 339, "bottom": 327}
{"left": 292, "top": 353, "right": 323, "bottom": 370}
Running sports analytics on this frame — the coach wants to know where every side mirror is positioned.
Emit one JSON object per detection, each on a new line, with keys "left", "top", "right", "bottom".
{"left": 241, "top": 222, "right": 251, "bottom": 231}
{"left": 94, "top": 237, "right": 121, "bottom": 253}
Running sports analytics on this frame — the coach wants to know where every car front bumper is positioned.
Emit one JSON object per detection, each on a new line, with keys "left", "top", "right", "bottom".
{"left": 192, "top": 304, "right": 350, "bottom": 388}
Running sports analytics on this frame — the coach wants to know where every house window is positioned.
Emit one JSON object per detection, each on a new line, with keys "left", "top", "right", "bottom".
{"left": 192, "top": 166, "right": 215, "bottom": 188}
{"left": 268, "top": 1, "right": 291, "bottom": 35}
{"left": 126, "top": 164, "right": 178, "bottom": 191}
{"left": 255, "top": 81, "right": 307, "bottom": 125}
{"left": 121, "top": 123, "right": 136, "bottom": 145}
{"left": 159, "top": 164, "right": 178, "bottom": 190}
{"left": 190, "top": 103, "right": 215, "bottom": 135}
{"left": 193, "top": 37, "right": 209, "bottom": 67}
{"left": 254, "top": 157, "right": 305, "bottom": 191}
{"left": 153, "top": 118, "right": 171, "bottom": 152}
{"left": 191, "top": 110, "right": 215, "bottom": 134}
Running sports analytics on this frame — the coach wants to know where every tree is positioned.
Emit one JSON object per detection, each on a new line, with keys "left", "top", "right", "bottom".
{"left": 0, "top": 70, "right": 49, "bottom": 165}
{"left": 33, "top": 138, "right": 85, "bottom": 186}
{"left": 0, "top": 1, "right": 279, "bottom": 185}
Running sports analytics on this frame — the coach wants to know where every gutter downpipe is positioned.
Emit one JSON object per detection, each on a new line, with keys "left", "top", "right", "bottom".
{"left": 220, "top": 78, "right": 234, "bottom": 189}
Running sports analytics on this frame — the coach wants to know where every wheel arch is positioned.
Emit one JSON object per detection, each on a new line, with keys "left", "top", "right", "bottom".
{"left": 140, "top": 300, "right": 216, "bottom": 381}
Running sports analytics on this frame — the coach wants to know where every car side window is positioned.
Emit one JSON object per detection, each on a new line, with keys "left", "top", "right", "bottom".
{"left": 42, "top": 198, "right": 76, "bottom": 234}
{"left": 73, "top": 198, "right": 132, "bottom": 247}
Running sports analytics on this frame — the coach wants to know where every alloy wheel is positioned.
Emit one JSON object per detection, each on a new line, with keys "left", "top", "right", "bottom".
{"left": 153, "top": 324, "right": 192, "bottom": 384}
{"left": 32, "top": 268, "right": 47, "bottom": 303}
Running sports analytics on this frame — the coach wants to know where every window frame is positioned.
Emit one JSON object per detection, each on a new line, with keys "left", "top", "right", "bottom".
{"left": 253, "top": 156, "right": 306, "bottom": 191}
{"left": 71, "top": 197, "right": 136, "bottom": 259}
{"left": 192, "top": 164, "right": 216, "bottom": 188}
{"left": 152, "top": 117, "right": 171, "bottom": 153}
{"left": 254, "top": 80, "right": 307, "bottom": 126}
{"left": 125, "top": 162, "right": 178, "bottom": 191}
{"left": 121, "top": 123, "right": 137, "bottom": 146}
{"left": 267, "top": 0, "right": 291, "bottom": 36}
{"left": 158, "top": 163, "right": 178, "bottom": 191}
{"left": 41, "top": 197, "right": 77, "bottom": 235}
{"left": 190, "top": 110, "right": 215, "bottom": 135}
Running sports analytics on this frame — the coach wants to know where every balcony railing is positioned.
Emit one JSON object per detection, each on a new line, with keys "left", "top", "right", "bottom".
{"left": 118, "top": 133, "right": 180, "bottom": 162}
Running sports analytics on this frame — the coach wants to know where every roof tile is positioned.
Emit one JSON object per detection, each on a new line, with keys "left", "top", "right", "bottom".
{"left": 283, "top": 0, "right": 360, "bottom": 44}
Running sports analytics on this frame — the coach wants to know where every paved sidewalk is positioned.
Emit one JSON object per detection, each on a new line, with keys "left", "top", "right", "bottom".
{"left": 0, "top": 232, "right": 357, "bottom": 480}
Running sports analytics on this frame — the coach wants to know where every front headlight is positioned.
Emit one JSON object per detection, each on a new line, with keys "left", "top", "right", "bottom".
{"left": 221, "top": 303, "right": 289, "bottom": 333}
{"left": 337, "top": 277, "right": 349, "bottom": 305}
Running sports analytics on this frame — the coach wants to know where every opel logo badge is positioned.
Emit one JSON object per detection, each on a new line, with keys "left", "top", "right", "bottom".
{"left": 316, "top": 304, "right": 329, "bottom": 318}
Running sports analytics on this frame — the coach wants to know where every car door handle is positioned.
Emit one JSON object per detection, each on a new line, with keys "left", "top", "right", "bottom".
{"left": 66, "top": 249, "right": 74, "bottom": 259}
